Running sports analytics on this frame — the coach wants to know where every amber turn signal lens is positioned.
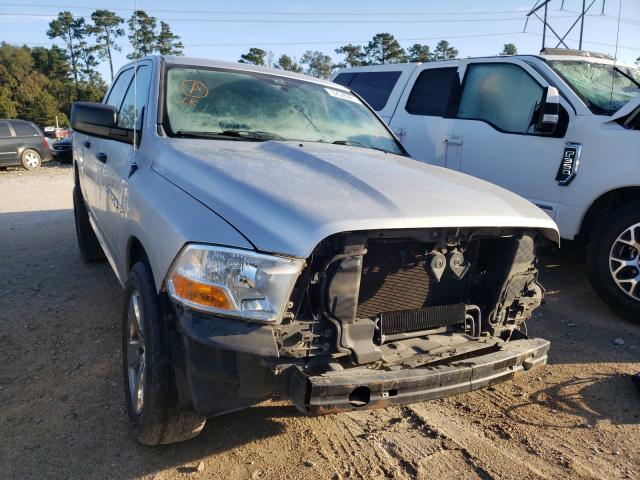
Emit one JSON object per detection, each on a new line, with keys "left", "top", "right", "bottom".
{"left": 170, "top": 273, "right": 232, "bottom": 310}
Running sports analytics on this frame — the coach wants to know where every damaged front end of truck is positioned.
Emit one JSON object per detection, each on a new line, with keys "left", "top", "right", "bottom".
{"left": 174, "top": 226, "right": 551, "bottom": 417}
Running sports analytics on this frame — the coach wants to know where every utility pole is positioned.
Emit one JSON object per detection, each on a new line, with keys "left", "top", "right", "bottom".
{"left": 579, "top": 0, "right": 586, "bottom": 50}
{"left": 526, "top": 0, "right": 600, "bottom": 52}
{"left": 542, "top": 1, "right": 548, "bottom": 50}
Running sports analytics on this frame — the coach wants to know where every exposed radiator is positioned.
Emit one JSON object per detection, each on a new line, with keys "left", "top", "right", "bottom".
{"left": 356, "top": 241, "right": 466, "bottom": 319}
{"left": 377, "top": 304, "right": 467, "bottom": 336}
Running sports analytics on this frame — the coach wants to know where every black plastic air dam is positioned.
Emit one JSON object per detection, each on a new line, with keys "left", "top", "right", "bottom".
{"left": 286, "top": 338, "right": 550, "bottom": 415}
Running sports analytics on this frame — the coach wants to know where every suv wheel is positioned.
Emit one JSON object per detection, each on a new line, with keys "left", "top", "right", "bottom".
{"left": 21, "top": 149, "right": 41, "bottom": 170}
{"left": 73, "top": 186, "right": 105, "bottom": 262}
{"left": 123, "top": 262, "right": 206, "bottom": 445}
{"left": 587, "top": 201, "right": 640, "bottom": 324}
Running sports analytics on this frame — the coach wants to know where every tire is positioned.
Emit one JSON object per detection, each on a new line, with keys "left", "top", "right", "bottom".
{"left": 123, "top": 261, "right": 206, "bottom": 445}
{"left": 21, "top": 149, "right": 41, "bottom": 170}
{"left": 587, "top": 200, "right": 640, "bottom": 324}
{"left": 73, "top": 185, "right": 105, "bottom": 262}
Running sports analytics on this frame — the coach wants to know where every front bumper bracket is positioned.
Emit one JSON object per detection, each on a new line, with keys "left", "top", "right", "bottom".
{"left": 287, "top": 337, "right": 549, "bottom": 415}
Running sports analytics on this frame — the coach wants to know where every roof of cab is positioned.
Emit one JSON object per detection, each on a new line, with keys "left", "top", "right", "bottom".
{"left": 122, "top": 54, "right": 350, "bottom": 91}
{"left": 332, "top": 52, "right": 637, "bottom": 73}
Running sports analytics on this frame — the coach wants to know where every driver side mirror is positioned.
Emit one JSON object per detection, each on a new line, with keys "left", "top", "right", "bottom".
{"left": 70, "top": 102, "right": 135, "bottom": 144}
{"left": 533, "top": 86, "right": 560, "bottom": 135}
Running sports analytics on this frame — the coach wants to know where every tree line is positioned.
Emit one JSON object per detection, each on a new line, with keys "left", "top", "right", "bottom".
{"left": 236, "top": 34, "right": 462, "bottom": 79}
{"left": 0, "top": 9, "right": 183, "bottom": 127}
{"left": 238, "top": 34, "right": 519, "bottom": 79}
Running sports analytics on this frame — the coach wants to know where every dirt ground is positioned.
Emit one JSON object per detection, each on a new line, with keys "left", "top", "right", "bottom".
{"left": 1, "top": 164, "right": 639, "bottom": 480}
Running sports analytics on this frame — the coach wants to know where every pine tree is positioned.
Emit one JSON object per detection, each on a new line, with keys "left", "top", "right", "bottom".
{"left": 47, "top": 11, "right": 86, "bottom": 93}
{"left": 127, "top": 10, "right": 157, "bottom": 60}
{"left": 500, "top": 43, "right": 518, "bottom": 56}
{"left": 239, "top": 48, "right": 267, "bottom": 66}
{"left": 407, "top": 44, "right": 432, "bottom": 63}
{"left": 89, "top": 10, "right": 125, "bottom": 81}
{"left": 335, "top": 44, "right": 367, "bottom": 67}
{"left": 276, "top": 54, "right": 303, "bottom": 73}
{"left": 155, "top": 21, "right": 183, "bottom": 55}
{"left": 300, "top": 50, "right": 333, "bottom": 79}
{"left": 365, "top": 33, "right": 406, "bottom": 64}
{"left": 432, "top": 40, "right": 458, "bottom": 60}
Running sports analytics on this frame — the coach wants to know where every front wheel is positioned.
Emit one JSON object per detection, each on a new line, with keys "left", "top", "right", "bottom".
{"left": 123, "top": 261, "right": 206, "bottom": 445}
{"left": 587, "top": 201, "right": 640, "bottom": 324}
{"left": 21, "top": 149, "right": 41, "bottom": 170}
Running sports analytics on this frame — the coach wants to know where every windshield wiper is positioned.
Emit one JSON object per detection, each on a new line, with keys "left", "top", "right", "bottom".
{"left": 220, "top": 130, "right": 283, "bottom": 141}
{"left": 332, "top": 140, "right": 391, "bottom": 154}
{"left": 175, "top": 130, "right": 279, "bottom": 141}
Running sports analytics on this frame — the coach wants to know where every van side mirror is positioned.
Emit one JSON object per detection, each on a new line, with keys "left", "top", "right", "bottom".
{"left": 533, "top": 87, "right": 560, "bottom": 135}
{"left": 70, "top": 102, "right": 135, "bottom": 144}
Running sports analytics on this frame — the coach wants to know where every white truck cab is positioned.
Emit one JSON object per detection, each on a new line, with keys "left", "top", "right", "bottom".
{"left": 334, "top": 50, "right": 640, "bottom": 321}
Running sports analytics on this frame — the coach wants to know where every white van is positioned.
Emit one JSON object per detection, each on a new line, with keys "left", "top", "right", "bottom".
{"left": 333, "top": 49, "right": 640, "bottom": 321}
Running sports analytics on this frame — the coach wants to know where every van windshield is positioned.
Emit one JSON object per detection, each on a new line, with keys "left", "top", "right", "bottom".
{"left": 548, "top": 60, "right": 640, "bottom": 115}
{"left": 164, "top": 66, "right": 404, "bottom": 154}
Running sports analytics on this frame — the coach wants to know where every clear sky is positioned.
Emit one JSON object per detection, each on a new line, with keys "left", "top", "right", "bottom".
{"left": 1, "top": 0, "right": 638, "bottom": 81}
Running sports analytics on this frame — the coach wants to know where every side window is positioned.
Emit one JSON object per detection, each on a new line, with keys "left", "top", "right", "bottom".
{"left": 117, "top": 65, "right": 151, "bottom": 129}
{"left": 105, "top": 68, "right": 135, "bottom": 110}
{"left": 0, "top": 122, "right": 13, "bottom": 138}
{"left": 457, "top": 63, "right": 544, "bottom": 133}
{"left": 405, "top": 67, "right": 458, "bottom": 116}
{"left": 335, "top": 71, "right": 402, "bottom": 111}
{"left": 333, "top": 73, "right": 356, "bottom": 87}
{"left": 12, "top": 122, "right": 38, "bottom": 136}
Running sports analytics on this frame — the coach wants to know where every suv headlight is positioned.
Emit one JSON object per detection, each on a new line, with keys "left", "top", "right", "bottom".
{"left": 167, "top": 244, "right": 304, "bottom": 323}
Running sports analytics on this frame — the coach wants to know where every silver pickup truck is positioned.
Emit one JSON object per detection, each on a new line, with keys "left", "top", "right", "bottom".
{"left": 70, "top": 56, "right": 559, "bottom": 445}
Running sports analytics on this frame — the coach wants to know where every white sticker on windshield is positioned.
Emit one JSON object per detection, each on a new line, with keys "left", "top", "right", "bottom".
{"left": 325, "top": 88, "right": 359, "bottom": 103}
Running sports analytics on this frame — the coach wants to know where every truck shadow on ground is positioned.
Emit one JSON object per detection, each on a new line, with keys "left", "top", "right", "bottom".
{"left": 504, "top": 373, "right": 639, "bottom": 429}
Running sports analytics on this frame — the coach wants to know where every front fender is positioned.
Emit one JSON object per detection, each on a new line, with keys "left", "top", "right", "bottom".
{"left": 122, "top": 170, "right": 253, "bottom": 292}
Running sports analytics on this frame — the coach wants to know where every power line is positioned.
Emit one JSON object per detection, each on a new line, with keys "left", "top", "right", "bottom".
{"left": 0, "top": 3, "right": 539, "bottom": 16}
{"left": 7, "top": 31, "right": 640, "bottom": 52}
{"left": 0, "top": 11, "right": 582, "bottom": 23}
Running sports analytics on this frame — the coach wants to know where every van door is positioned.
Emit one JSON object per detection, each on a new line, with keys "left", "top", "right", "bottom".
{"left": 448, "top": 59, "right": 573, "bottom": 215}
{"left": 0, "top": 121, "right": 17, "bottom": 165}
{"left": 96, "top": 62, "right": 152, "bottom": 265}
{"left": 388, "top": 63, "right": 459, "bottom": 168}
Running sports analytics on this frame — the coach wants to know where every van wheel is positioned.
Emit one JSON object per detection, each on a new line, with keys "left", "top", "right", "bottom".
{"left": 123, "top": 262, "right": 206, "bottom": 445}
{"left": 21, "top": 149, "right": 41, "bottom": 170}
{"left": 587, "top": 201, "right": 640, "bottom": 324}
{"left": 73, "top": 186, "right": 105, "bottom": 262}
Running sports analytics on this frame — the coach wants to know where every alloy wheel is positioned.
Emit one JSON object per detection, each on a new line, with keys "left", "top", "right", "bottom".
{"left": 609, "top": 222, "right": 640, "bottom": 301}
{"left": 126, "top": 291, "right": 146, "bottom": 415}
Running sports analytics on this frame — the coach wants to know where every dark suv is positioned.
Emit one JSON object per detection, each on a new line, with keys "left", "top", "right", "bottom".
{"left": 0, "top": 119, "right": 53, "bottom": 170}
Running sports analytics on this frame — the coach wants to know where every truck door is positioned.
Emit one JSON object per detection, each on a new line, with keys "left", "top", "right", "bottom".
{"left": 96, "top": 62, "right": 152, "bottom": 266}
{"left": 448, "top": 59, "right": 573, "bottom": 215}
{"left": 81, "top": 67, "right": 134, "bottom": 222}
{"left": 388, "top": 62, "right": 459, "bottom": 168}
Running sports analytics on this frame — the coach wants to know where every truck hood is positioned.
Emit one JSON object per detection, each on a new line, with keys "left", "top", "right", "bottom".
{"left": 152, "top": 139, "right": 559, "bottom": 257}
{"left": 608, "top": 95, "right": 640, "bottom": 123}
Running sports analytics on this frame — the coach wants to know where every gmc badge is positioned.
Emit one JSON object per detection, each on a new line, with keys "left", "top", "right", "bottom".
{"left": 555, "top": 142, "right": 582, "bottom": 186}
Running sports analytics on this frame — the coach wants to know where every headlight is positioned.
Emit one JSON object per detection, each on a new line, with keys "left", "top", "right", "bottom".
{"left": 167, "top": 245, "right": 304, "bottom": 323}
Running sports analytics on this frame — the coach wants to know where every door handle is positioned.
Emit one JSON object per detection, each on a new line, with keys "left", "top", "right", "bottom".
{"left": 83, "top": 141, "right": 91, "bottom": 149}
{"left": 443, "top": 136, "right": 463, "bottom": 145}
{"left": 96, "top": 152, "right": 108, "bottom": 163}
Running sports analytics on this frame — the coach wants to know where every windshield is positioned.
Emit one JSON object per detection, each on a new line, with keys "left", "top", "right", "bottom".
{"left": 164, "top": 66, "right": 404, "bottom": 154}
{"left": 548, "top": 60, "right": 640, "bottom": 115}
